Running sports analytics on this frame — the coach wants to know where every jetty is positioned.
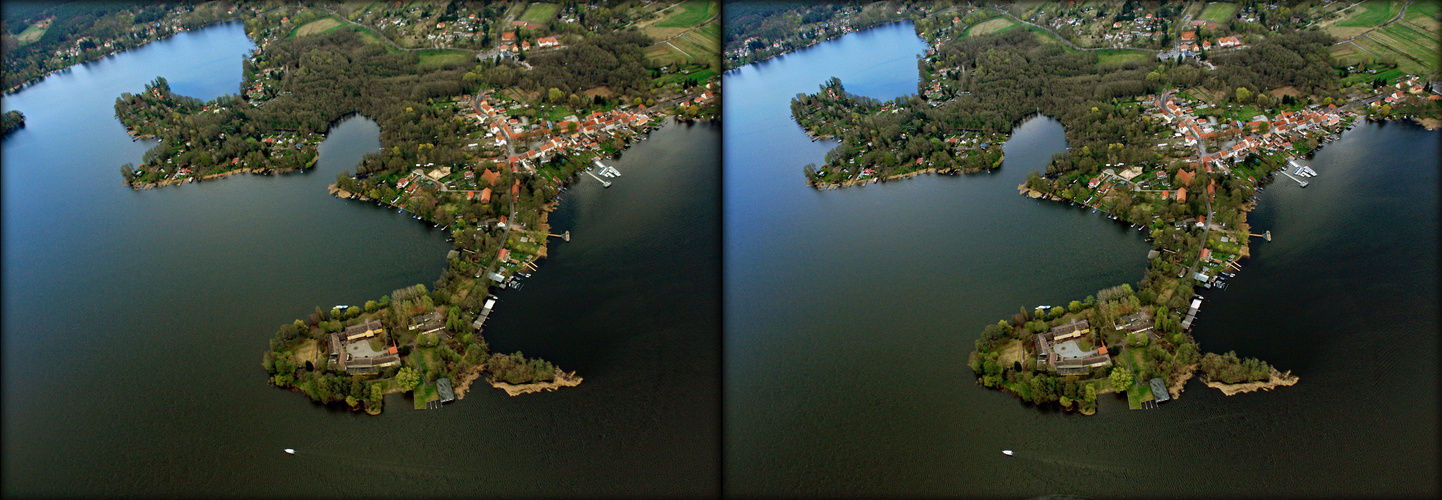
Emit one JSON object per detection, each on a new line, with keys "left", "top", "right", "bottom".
{"left": 585, "top": 170, "right": 612, "bottom": 187}
{"left": 1249, "top": 230, "right": 1272, "bottom": 242}
{"left": 548, "top": 230, "right": 570, "bottom": 242}
{"left": 1280, "top": 170, "right": 1309, "bottom": 187}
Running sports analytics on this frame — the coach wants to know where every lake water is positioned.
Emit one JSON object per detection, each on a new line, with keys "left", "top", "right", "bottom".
{"left": 2, "top": 21, "right": 718, "bottom": 496}
{"left": 723, "top": 21, "right": 1437, "bottom": 497}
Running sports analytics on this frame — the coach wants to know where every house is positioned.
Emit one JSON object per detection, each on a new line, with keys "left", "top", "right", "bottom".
{"left": 497, "top": 248, "right": 510, "bottom": 262}
{"left": 1175, "top": 169, "right": 1194, "bottom": 186}
{"left": 521, "top": 40, "right": 531, "bottom": 50}
{"left": 1200, "top": 248, "right": 1211, "bottom": 262}
{"left": 1050, "top": 319, "right": 1090, "bottom": 342}
{"left": 537, "top": 36, "right": 559, "bottom": 48}
{"left": 501, "top": 32, "right": 516, "bottom": 41}
{"left": 1181, "top": 31, "right": 1196, "bottom": 41}
{"left": 480, "top": 187, "right": 491, "bottom": 203}
{"left": 1218, "top": 36, "right": 1241, "bottom": 48}
{"left": 1176, "top": 187, "right": 1187, "bottom": 203}
{"left": 343, "top": 319, "right": 384, "bottom": 342}
{"left": 481, "top": 169, "right": 500, "bottom": 185}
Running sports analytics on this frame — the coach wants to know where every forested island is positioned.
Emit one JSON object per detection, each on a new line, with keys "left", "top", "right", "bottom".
{"left": 60, "top": 0, "right": 721, "bottom": 414}
{"left": 1, "top": 110, "right": 24, "bottom": 136}
{"left": 777, "top": 1, "right": 1439, "bottom": 413}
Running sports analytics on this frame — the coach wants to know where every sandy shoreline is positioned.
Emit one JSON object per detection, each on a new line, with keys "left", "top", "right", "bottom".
{"left": 488, "top": 370, "right": 583, "bottom": 396}
{"left": 450, "top": 363, "right": 486, "bottom": 400}
{"left": 1169, "top": 363, "right": 1199, "bottom": 399}
{"left": 1203, "top": 367, "right": 1299, "bottom": 396}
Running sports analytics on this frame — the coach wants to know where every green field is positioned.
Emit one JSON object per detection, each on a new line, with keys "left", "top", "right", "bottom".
{"left": 418, "top": 49, "right": 472, "bottom": 69}
{"left": 1337, "top": 0, "right": 1400, "bottom": 27}
{"left": 1197, "top": 3, "right": 1237, "bottom": 23}
{"left": 289, "top": 16, "right": 345, "bottom": 38}
{"left": 519, "top": 3, "right": 559, "bottom": 24}
{"left": 16, "top": 22, "right": 47, "bottom": 45}
{"left": 1097, "top": 49, "right": 1151, "bottom": 67}
{"left": 655, "top": 0, "right": 718, "bottom": 28}
{"left": 963, "top": 17, "right": 1017, "bottom": 37}
{"left": 1406, "top": 0, "right": 1441, "bottom": 19}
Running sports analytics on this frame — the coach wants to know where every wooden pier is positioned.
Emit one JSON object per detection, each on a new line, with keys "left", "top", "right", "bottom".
{"left": 1280, "top": 170, "right": 1309, "bottom": 187}
{"left": 1249, "top": 230, "right": 1272, "bottom": 241}
{"left": 585, "top": 170, "right": 611, "bottom": 187}
{"left": 548, "top": 230, "right": 570, "bottom": 242}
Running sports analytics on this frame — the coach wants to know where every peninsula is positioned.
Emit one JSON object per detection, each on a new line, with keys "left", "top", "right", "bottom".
{"left": 95, "top": 1, "right": 719, "bottom": 414}
{"left": 782, "top": 1, "right": 1438, "bottom": 413}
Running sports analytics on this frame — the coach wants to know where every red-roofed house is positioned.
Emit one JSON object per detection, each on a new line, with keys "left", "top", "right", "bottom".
{"left": 1175, "top": 169, "right": 1194, "bottom": 186}
{"left": 480, "top": 187, "right": 491, "bottom": 203}
{"left": 537, "top": 36, "right": 559, "bottom": 48}
{"left": 1218, "top": 36, "right": 1241, "bottom": 48}
{"left": 481, "top": 169, "right": 499, "bottom": 185}
{"left": 1176, "top": 187, "right": 1187, "bottom": 203}
{"left": 1182, "top": 31, "right": 1196, "bottom": 41}
{"left": 501, "top": 32, "right": 516, "bottom": 41}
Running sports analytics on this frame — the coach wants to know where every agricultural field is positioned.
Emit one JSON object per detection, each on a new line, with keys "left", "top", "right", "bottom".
{"left": 965, "top": 17, "right": 1018, "bottom": 37}
{"left": 518, "top": 3, "right": 559, "bottom": 24}
{"left": 290, "top": 16, "right": 343, "bottom": 37}
{"left": 645, "top": 21, "right": 719, "bottom": 69}
{"left": 1197, "top": 2, "right": 1237, "bottom": 23}
{"left": 654, "top": 0, "right": 717, "bottom": 28}
{"left": 1336, "top": 0, "right": 1400, "bottom": 28}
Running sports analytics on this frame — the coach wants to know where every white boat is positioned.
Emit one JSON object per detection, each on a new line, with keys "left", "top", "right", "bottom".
{"left": 284, "top": 449, "right": 295, "bottom": 455}
{"left": 1002, "top": 450, "right": 1014, "bottom": 456}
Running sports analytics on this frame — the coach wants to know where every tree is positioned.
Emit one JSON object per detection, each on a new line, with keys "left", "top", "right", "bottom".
{"left": 547, "top": 87, "right": 564, "bottom": 104}
{"left": 1068, "top": 300, "right": 1082, "bottom": 313}
{"left": 1235, "top": 87, "right": 1251, "bottom": 103}
{"left": 1109, "top": 366, "right": 1135, "bottom": 392}
{"left": 395, "top": 366, "right": 421, "bottom": 392}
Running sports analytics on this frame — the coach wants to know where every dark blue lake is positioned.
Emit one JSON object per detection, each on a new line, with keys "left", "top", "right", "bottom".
{"left": 723, "top": 21, "right": 1437, "bottom": 497}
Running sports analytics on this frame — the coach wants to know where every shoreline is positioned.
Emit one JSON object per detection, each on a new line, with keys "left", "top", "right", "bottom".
{"left": 488, "top": 370, "right": 583, "bottom": 396}
{"left": 1202, "top": 367, "right": 1299, "bottom": 396}
{"left": 811, "top": 165, "right": 989, "bottom": 190}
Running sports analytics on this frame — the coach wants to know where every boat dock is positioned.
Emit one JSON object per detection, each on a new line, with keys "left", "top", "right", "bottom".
{"left": 585, "top": 170, "right": 611, "bottom": 187}
{"left": 1280, "top": 170, "right": 1309, "bottom": 187}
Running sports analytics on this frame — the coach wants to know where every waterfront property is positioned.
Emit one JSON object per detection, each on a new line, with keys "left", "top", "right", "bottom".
{"left": 1034, "top": 319, "right": 1112, "bottom": 375}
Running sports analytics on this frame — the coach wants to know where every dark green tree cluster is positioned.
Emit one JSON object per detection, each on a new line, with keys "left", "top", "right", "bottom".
{"left": 486, "top": 351, "right": 556, "bottom": 385}
{"left": 1197, "top": 350, "right": 1272, "bottom": 384}
{"left": 1, "top": 110, "right": 24, "bottom": 136}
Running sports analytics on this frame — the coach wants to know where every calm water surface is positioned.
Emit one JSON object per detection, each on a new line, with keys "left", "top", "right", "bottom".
{"left": 3, "top": 22, "right": 718, "bottom": 496}
{"left": 723, "top": 22, "right": 1437, "bottom": 497}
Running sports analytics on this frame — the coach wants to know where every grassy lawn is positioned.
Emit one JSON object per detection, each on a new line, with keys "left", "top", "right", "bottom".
{"left": 655, "top": 0, "right": 717, "bottom": 28}
{"left": 965, "top": 17, "right": 1017, "bottom": 37}
{"left": 288, "top": 339, "right": 321, "bottom": 368}
{"left": 519, "top": 3, "right": 559, "bottom": 24}
{"left": 1337, "top": 0, "right": 1400, "bottom": 27}
{"left": 997, "top": 339, "right": 1026, "bottom": 368}
{"left": 418, "top": 49, "right": 472, "bottom": 69}
{"left": 1198, "top": 3, "right": 1237, "bottom": 23}
{"left": 413, "top": 384, "right": 438, "bottom": 409}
